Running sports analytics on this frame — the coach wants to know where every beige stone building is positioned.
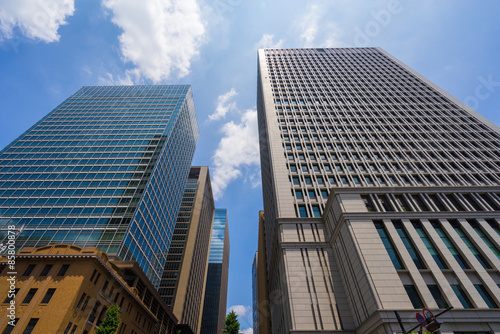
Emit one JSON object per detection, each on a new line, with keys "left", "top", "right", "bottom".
{"left": 256, "top": 47, "right": 500, "bottom": 333}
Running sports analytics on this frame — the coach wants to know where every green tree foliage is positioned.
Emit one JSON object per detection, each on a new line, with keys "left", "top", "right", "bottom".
{"left": 94, "top": 304, "right": 122, "bottom": 334}
{"left": 223, "top": 310, "right": 240, "bottom": 334}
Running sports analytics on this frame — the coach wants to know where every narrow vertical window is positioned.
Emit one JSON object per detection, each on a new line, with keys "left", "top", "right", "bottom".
{"left": 452, "top": 222, "right": 490, "bottom": 269}
{"left": 404, "top": 285, "right": 424, "bottom": 309}
{"left": 469, "top": 220, "right": 500, "bottom": 260}
{"left": 427, "top": 285, "right": 449, "bottom": 308}
{"left": 412, "top": 221, "right": 448, "bottom": 269}
{"left": 433, "top": 222, "right": 469, "bottom": 269}
{"left": 394, "top": 221, "right": 426, "bottom": 269}
{"left": 374, "top": 221, "right": 404, "bottom": 269}
{"left": 474, "top": 285, "right": 498, "bottom": 308}
{"left": 451, "top": 285, "right": 473, "bottom": 308}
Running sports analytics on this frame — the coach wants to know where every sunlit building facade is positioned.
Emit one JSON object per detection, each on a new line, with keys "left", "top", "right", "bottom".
{"left": 0, "top": 85, "right": 199, "bottom": 288}
{"left": 257, "top": 48, "right": 500, "bottom": 333}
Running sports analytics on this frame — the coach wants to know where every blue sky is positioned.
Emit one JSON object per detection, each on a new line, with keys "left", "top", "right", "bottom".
{"left": 1, "top": 1, "right": 499, "bottom": 332}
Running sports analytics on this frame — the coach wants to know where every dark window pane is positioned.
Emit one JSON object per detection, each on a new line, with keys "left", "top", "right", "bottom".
{"left": 404, "top": 285, "right": 424, "bottom": 309}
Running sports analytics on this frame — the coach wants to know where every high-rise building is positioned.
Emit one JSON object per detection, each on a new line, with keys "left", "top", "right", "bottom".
{"left": 253, "top": 211, "right": 271, "bottom": 334}
{"left": 160, "top": 166, "right": 215, "bottom": 334}
{"left": 257, "top": 48, "right": 500, "bottom": 333}
{"left": 200, "top": 208, "right": 230, "bottom": 334}
{"left": 0, "top": 85, "right": 199, "bottom": 288}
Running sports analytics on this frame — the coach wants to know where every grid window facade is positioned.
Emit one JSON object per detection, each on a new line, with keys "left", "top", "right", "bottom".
{"left": 0, "top": 85, "right": 199, "bottom": 288}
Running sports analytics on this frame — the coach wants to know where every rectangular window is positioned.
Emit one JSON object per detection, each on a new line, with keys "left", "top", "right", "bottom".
{"left": 404, "top": 285, "right": 424, "bottom": 309}
{"left": 76, "top": 293, "right": 86, "bottom": 309}
{"left": 2, "top": 318, "right": 18, "bottom": 334}
{"left": 413, "top": 222, "right": 448, "bottom": 269}
{"left": 22, "top": 289, "right": 38, "bottom": 304}
{"left": 374, "top": 221, "right": 404, "bottom": 269}
{"left": 3, "top": 289, "right": 19, "bottom": 304}
{"left": 434, "top": 223, "right": 469, "bottom": 269}
{"left": 427, "top": 285, "right": 449, "bottom": 308}
{"left": 40, "top": 265, "right": 52, "bottom": 276}
{"left": 64, "top": 322, "right": 73, "bottom": 334}
{"left": 22, "top": 318, "right": 39, "bottom": 334}
{"left": 451, "top": 285, "right": 473, "bottom": 308}
{"left": 474, "top": 285, "right": 498, "bottom": 308}
{"left": 57, "top": 265, "right": 70, "bottom": 276}
{"left": 469, "top": 221, "right": 500, "bottom": 260}
{"left": 298, "top": 206, "right": 307, "bottom": 218}
{"left": 295, "top": 190, "right": 303, "bottom": 198}
{"left": 394, "top": 222, "right": 426, "bottom": 269}
{"left": 22, "top": 265, "right": 36, "bottom": 277}
{"left": 312, "top": 206, "right": 321, "bottom": 218}
{"left": 453, "top": 224, "right": 490, "bottom": 269}
{"left": 41, "top": 289, "right": 55, "bottom": 304}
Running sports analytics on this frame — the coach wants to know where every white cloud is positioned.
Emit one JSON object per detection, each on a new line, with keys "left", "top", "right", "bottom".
{"left": 228, "top": 305, "right": 251, "bottom": 317}
{"left": 211, "top": 110, "right": 260, "bottom": 200}
{"left": 299, "top": 3, "right": 320, "bottom": 47}
{"left": 320, "top": 22, "right": 343, "bottom": 48}
{"left": 256, "top": 33, "right": 284, "bottom": 49}
{"left": 0, "top": 0, "right": 74, "bottom": 42}
{"left": 209, "top": 88, "right": 238, "bottom": 121}
{"left": 241, "top": 328, "right": 253, "bottom": 334}
{"left": 103, "top": 0, "right": 206, "bottom": 82}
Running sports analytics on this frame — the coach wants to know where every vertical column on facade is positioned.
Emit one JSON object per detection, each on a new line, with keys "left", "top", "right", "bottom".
{"left": 477, "top": 219, "right": 500, "bottom": 250}
{"left": 383, "top": 219, "right": 437, "bottom": 308}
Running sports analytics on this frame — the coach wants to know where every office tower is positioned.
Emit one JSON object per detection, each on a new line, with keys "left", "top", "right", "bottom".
{"left": 253, "top": 211, "right": 271, "bottom": 334}
{"left": 0, "top": 85, "right": 199, "bottom": 289}
{"left": 200, "top": 209, "right": 230, "bottom": 334}
{"left": 0, "top": 244, "right": 177, "bottom": 334}
{"left": 257, "top": 48, "right": 500, "bottom": 333}
{"left": 159, "top": 166, "right": 215, "bottom": 334}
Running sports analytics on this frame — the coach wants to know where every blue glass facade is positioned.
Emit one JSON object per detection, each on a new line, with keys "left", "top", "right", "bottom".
{"left": 200, "top": 208, "right": 229, "bottom": 334}
{"left": 0, "top": 85, "right": 199, "bottom": 288}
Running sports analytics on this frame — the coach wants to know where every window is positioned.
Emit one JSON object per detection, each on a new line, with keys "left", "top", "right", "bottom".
{"left": 313, "top": 205, "right": 321, "bottom": 218}
{"left": 474, "top": 285, "right": 498, "bottom": 308}
{"left": 57, "top": 265, "right": 70, "bottom": 276}
{"left": 22, "top": 318, "right": 39, "bottom": 334}
{"left": 304, "top": 177, "right": 312, "bottom": 184}
{"left": 413, "top": 222, "right": 447, "bottom": 269}
{"left": 453, "top": 224, "right": 490, "bottom": 269}
{"left": 394, "top": 221, "right": 426, "bottom": 269}
{"left": 292, "top": 177, "right": 300, "bottom": 185}
{"left": 22, "top": 289, "right": 38, "bottom": 304}
{"left": 451, "top": 285, "right": 473, "bottom": 308}
{"left": 308, "top": 190, "right": 316, "bottom": 199}
{"left": 90, "top": 269, "right": 97, "bottom": 282}
{"left": 374, "top": 221, "right": 404, "bottom": 269}
{"left": 469, "top": 221, "right": 500, "bottom": 260}
{"left": 76, "top": 293, "right": 86, "bottom": 309}
{"left": 23, "top": 265, "right": 36, "bottom": 277}
{"left": 298, "top": 206, "right": 307, "bottom": 218}
{"left": 41, "top": 289, "right": 55, "bottom": 304}
{"left": 428, "top": 285, "right": 449, "bottom": 308}
{"left": 101, "top": 280, "right": 109, "bottom": 293}
{"left": 2, "top": 319, "right": 18, "bottom": 334}
{"left": 404, "top": 285, "right": 424, "bottom": 309}
{"left": 64, "top": 322, "right": 73, "bottom": 334}
{"left": 3, "top": 289, "right": 18, "bottom": 304}
{"left": 434, "top": 223, "right": 469, "bottom": 269}
{"left": 321, "top": 190, "right": 328, "bottom": 198}
{"left": 295, "top": 190, "right": 303, "bottom": 199}
{"left": 81, "top": 296, "right": 90, "bottom": 311}
{"left": 40, "top": 265, "right": 52, "bottom": 276}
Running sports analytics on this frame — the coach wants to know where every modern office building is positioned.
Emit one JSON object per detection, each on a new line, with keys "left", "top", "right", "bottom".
{"left": 0, "top": 85, "right": 199, "bottom": 288}
{"left": 253, "top": 211, "right": 271, "bottom": 334}
{"left": 159, "top": 166, "right": 215, "bottom": 334}
{"left": 0, "top": 244, "right": 177, "bottom": 334}
{"left": 200, "top": 209, "right": 230, "bottom": 334}
{"left": 257, "top": 48, "right": 500, "bottom": 333}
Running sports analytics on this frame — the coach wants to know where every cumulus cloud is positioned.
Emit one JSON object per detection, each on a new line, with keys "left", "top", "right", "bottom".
{"left": 0, "top": 0, "right": 74, "bottom": 42}
{"left": 241, "top": 328, "right": 253, "bottom": 334}
{"left": 256, "top": 33, "right": 284, "bottom": 49}
{"left": 103, "top": 0, "right": 206, "bottom": 82}
{"left": 299, "top": 3, "right": 321, "bottom": 47}
{"left": 211, "top": 110, "right": 260, "bottom": 200}
{"left": 209, "top": 88, "right": 238, "bottom": 121}
{"left": 228, "top": 305, "right": 251, "bottom": 317}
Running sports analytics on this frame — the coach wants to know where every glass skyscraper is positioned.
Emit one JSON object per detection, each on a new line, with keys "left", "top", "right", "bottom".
{"left": 200, "top": 208, "right": 229, "bottom": 334}
{"left": 257, "top": 48, "right": 500, "bottom": 333}
{"left": 0, "top": 85, "right": 199, "bottom": 288}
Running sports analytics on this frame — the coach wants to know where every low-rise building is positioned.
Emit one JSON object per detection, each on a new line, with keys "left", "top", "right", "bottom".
{"left": 0, "top": 244, "right": 177, "bottom": 334}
